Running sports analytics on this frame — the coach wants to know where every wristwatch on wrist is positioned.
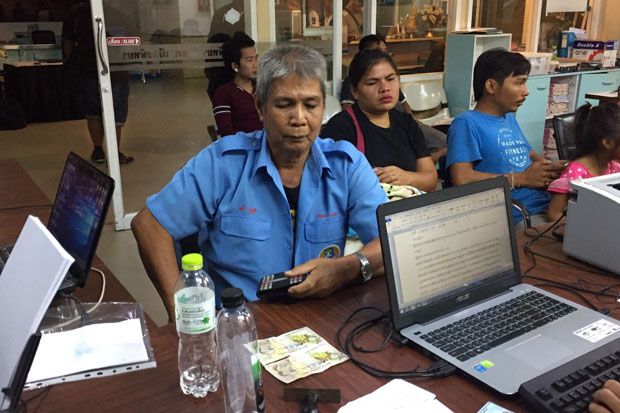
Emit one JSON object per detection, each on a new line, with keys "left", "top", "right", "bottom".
{"left": 353, "top": 251, "right": 372, "bottom": 282}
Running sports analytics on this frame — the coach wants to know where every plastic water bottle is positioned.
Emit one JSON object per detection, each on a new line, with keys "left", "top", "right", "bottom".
{"left": 174, "top": 253, "right": 220, "bottom": 397}
{"left": 216, "top": 288, "right": 265, "bottom": 413}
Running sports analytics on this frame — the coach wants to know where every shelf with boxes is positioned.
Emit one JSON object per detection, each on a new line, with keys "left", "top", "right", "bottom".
{"left": 516, "top": 69, "right": 620, "bottom": 159}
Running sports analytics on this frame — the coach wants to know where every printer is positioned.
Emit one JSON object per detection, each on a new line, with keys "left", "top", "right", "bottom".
{"left": 563, "top": 172, "right": 620, "bottom": 275}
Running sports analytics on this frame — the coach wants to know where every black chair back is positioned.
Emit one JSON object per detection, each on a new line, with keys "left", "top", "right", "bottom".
{"left": 552, "top": 113, "right": 577, "bottom": 160}
{"left": 31, "top": 30, "right": 56, "bottom": 44}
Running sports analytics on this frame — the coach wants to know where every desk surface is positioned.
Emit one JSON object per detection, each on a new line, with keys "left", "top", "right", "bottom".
{"left": 3, "top": 159, "right": 618, "bottom": 413}
{"left": 585, "top": 90, "right": 619, "bottom": 103}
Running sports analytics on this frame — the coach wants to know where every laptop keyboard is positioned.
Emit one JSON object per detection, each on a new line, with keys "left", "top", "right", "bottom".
{"left": 0, "top": 244, "right": 13, "bottom": 273}
{"left": 420, "top": 291, "right": 577, "bottom": 362}
{"left": 519, "top": 337, "right": 620, "bottom": 413}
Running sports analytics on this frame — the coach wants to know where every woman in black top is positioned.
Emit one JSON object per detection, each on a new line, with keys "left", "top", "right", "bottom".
{"left": 322, "top": 49, "right": 437, "bottom": 192}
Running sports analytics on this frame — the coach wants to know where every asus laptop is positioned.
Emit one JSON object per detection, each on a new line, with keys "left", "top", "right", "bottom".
{"left": 0, "top": 152, "right": 114, "bottom": 293}
{"left": 377, "top": 177, "right": 620, "bottom": 395}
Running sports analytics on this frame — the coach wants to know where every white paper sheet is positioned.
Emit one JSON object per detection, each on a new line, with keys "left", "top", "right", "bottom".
{"left": 27, "top": 319, "right": 149, "bottom": 382}
{"left": 0, "top": 216, "right": 74, "bottom": 410}
{"left": 338, "top": 379, "right": 454, "bottom": 413}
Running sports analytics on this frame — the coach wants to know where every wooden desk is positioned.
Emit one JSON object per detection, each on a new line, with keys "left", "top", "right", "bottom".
{"left": 585, "top": 90, "right": 619, "bottom": 105}
{"left": 4, "top": 159, "right": 618, "bottom": 412}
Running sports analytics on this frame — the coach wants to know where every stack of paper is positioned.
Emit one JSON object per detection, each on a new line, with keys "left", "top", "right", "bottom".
{"left": 338, "top": 379, "right": 453, "bottom": 413}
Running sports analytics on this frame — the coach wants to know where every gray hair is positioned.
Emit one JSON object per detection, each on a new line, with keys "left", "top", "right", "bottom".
{"left": 257, "top": 44, "right": 327, "bottom": 104}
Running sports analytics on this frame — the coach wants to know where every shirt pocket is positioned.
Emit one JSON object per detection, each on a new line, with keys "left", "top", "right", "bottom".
{"left": 217, "top": 215, "right": 272, "bottom": 275}
{"left": 221, "top": 215, "right": 272, "bottom": 240}
{"left": 304, "top": 218, "right": 347, "bottom": 244}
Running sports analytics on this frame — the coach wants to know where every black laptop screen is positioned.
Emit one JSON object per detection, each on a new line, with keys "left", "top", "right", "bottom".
{"left": 383, "top": 186, "right": 514, "bottom": 315}
{"left": 46, "top": 153, "right": 114, "bottom": 289}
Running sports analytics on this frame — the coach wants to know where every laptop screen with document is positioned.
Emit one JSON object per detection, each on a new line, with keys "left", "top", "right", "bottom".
{"left": 378, "top": 177, "right": 521, "bottom": 331}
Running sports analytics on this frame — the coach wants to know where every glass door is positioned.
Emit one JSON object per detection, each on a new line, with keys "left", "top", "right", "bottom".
{"left": 89, "top": 0, "right": 241, "bottom": 230}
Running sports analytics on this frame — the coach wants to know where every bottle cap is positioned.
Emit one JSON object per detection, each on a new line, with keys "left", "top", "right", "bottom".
{"left": 220, "top": 288, "right": 245, "bottom": 308}
{"left": 181, "top": 253, "right": 203, "bottom": 271}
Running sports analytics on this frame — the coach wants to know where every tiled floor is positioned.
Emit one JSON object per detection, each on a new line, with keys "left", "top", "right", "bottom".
{"left": 2, "top": 75, "right": 214, "bottom": 326}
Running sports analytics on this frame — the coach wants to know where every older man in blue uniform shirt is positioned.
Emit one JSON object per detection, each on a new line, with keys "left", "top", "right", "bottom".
{"left": 132, "top": 44, "right": 387, "bottom": 321}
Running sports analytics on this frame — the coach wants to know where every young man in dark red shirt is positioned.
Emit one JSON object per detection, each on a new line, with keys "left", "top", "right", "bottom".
{"left": 212, "top": 32, "right": 263, "bottom": 138}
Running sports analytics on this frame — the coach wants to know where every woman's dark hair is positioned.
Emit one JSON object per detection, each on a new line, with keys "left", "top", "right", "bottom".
{"left": 222, "top": 31, "right": 255, "bottom": 72}
{"left": 473, "top": 48, "right": 531, "bottom": 101}
{"left": 349, "top": 48, "right": 398, "bottom": 88}
{"left": 573, "top": 102, "right": 620, "bottom": 158}
{"left": 358, "top": 34, "right": 386, "bottom": 51}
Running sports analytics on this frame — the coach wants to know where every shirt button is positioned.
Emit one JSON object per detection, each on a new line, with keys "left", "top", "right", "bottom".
{"left": 287, "top": 245, "right": 292, "bottom": 250}
{"left": 252, "top": 140, "right": 257, "bottom": 146}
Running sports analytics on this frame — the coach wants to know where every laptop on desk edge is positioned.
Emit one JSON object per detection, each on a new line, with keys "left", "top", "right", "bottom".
{"left": 0, "top": 152, "right": 114, "bottom": 294}
{"left": 377, "top": 177, "right": 620, "bottom": 395}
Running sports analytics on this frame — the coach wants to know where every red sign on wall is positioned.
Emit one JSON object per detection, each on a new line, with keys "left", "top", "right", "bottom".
{"left": 107, "top": 37, "right": 142, "bottom": 46}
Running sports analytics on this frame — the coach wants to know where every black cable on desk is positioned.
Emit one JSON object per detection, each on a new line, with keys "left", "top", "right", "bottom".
{"left": 336, "top": 307, "right": 456, "bottom": 379}
{"left": 522, "top": 211, "right": 618, "bottom": 279}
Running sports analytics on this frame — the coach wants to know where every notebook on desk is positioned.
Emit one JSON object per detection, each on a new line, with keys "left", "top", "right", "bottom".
{"left": 0, "top": 152, "right": 114, "bottom": 294}
{"left": 377, "top": 177, "right": 620, "bottom": 395}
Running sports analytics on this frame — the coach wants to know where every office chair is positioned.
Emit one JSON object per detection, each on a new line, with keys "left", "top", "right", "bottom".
{"left": 322, "top": 95, "right": 342, "bottom": 125}
{"left": 401, "top": 83, "right": 451, "bottom": 126}
{"left": 30, "top": 30, "right": 56, "bottom": 45}
{"left": 552, "top": 113, "right": 577, "bottom": 160}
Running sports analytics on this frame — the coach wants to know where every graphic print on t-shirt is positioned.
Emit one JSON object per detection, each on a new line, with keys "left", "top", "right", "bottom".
{"left": 497, "top": 127, "right": 530, "bottom": 170}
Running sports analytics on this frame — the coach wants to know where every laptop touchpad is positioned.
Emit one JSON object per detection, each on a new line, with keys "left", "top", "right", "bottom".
{"left": 505, "top": 335, "right": 573, "bottom": 370}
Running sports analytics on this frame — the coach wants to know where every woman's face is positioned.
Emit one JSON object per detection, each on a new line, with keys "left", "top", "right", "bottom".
{"left": 351, "top": 60, "right": 399, "bottom": 114}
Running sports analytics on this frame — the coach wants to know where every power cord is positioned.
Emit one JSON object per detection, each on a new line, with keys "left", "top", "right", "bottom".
{"left": 336, "top": 307, "right": 457, "bottom": 379}
{"left": 20, "top": 386, "right": 52, "bottom": 412}
{"left": 522, "top": 211, "right": 618, "bottom": 279}
{"left": 521, "top": 211, "right": 619, "bottom": 314}
{"left": 41, "top": 267, "right": 106, "bottom": 332}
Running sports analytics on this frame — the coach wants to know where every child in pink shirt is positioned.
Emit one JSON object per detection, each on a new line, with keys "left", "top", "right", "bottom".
{"left": 547, "top": 103, "right": 620, "bottom": 221}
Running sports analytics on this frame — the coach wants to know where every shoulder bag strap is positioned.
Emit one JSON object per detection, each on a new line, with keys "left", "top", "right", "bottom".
{"left": 344, "top": 106, "right": 365, "bottom": 154}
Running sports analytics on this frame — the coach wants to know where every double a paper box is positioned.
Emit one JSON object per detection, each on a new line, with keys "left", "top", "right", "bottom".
{"left": 572, "top": 40, "right": 618, "bottom": 67}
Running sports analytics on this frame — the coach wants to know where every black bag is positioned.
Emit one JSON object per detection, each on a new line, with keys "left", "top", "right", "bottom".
{"left": 0, "top": 97, "right": 27, "bottom": 130}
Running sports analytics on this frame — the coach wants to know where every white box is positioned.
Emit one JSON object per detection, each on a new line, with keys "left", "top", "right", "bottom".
{"left": 520, "top": 52, "right": 552, "bottom": 75}
{"left": 572, "top": 40, "right": 619, "bottom": 67}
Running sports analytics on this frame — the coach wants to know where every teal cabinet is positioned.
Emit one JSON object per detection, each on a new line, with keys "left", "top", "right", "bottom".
{"left": 444, "top": 34, "right": 512, "bottom": 116}
{"left": 577, "top": 70, "right": 620, "bottom": 108}
{"left": 515, "top": 77, "right": 550, "bottom": 154}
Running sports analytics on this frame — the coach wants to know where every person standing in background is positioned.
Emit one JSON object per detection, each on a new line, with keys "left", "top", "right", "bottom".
{"left": 62, "top": 0, "right": 133, "bottom": 164}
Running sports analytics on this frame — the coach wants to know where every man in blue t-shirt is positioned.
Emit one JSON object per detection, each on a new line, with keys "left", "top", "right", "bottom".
{"left": 446, "top": 48, "right": 566, "bottom": 224}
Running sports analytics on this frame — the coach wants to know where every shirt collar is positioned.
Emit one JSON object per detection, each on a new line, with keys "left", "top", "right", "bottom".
{"left": 252, "top": 132, "right": 334, "bottom": 180}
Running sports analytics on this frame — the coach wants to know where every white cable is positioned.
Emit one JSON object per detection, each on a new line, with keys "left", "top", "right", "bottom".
{"left": 41, "top": 267, "right": 106, "bottom": 332}
{"left": 87, "top": 267, "right": 106, "bottom": 315}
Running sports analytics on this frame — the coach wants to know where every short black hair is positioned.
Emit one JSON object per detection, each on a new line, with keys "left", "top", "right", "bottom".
{"left": 473, "top": 48, "right": 531, "bottom": 101}
{"left": 349, "top": 48, "right": 398, "bottom": 88}
{"left": 222, "top": 31, "right": 255, "bottom": 72}
{"left": 358, "top": 34, "right": 387, "bottom": 52}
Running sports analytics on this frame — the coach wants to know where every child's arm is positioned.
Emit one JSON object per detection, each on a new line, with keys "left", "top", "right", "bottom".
{"left": 547, "top": 192, "right": 569, "bottom": 222}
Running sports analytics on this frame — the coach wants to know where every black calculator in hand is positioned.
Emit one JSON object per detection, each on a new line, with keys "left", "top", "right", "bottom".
{"left": 256, "top": 272, "right": 308, "bottom": 300}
